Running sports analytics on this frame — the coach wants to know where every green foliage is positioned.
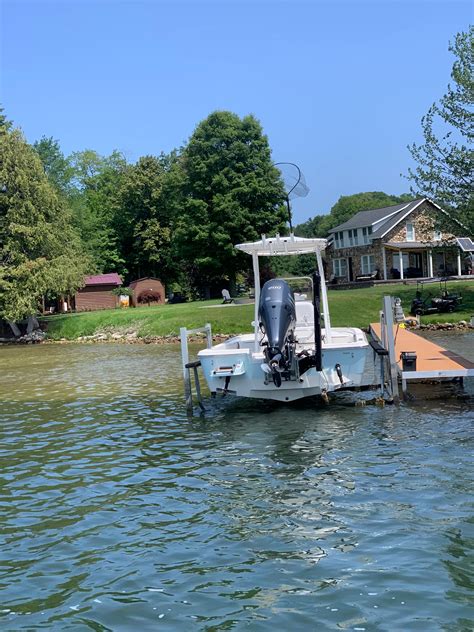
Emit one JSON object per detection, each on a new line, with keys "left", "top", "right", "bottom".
{"left": 68, "top": 149, "right": 128, "bottom": 274}
{"left": 114, "top": 153, "right": 176, "bottom": 282}
{"left": 173, "top": 111, "right": 287, "bottom": 293}
{"left": 407, "top": 27, "right": 474, "bottom": 232}
{"left": 111, "top": 286, "right": 133, "bottom": 297}
{"left": 0, "top": 128, "right": 89, "bottom": 321}
{"left": 33, "top": 136, "right": 73, "bottom": 195}
{"left": 0, "top": 105, "right": 12, "bottom": 134}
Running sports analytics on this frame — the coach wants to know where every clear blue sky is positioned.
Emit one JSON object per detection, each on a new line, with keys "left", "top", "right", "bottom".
{"left": 1, "top": 0, "right": 471, "bottom": 224}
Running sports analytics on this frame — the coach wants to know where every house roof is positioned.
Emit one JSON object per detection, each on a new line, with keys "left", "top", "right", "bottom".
{"left": 328, "top": 199, "right": 424, "bottom": 233}
{"left": 84, "top": 273, "right": 122, "bottom": 286}
{"left": 129, "top": 277, "right": 163, "bottom": 287}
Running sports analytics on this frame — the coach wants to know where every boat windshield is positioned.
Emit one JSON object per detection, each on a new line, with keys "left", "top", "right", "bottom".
{"left": 281, "top": 276, "right": 314, "bottom": 302}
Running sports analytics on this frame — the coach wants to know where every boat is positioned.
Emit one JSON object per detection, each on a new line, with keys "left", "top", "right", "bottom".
{"left": 197, "top": 233, "right": 372, "bottom": 402}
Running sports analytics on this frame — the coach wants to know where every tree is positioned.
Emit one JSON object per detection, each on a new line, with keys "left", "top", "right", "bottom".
{"left": 68, "top": 149, "right": 128, "bottom": 273}
{"left": 174, "top": 111, "right": 287, "bottom": 295}
{"left": 0, "top": 105, "right": 12, "bottom": 134}
{"left": 0, "top": 128, "right": 89, "bottom": 325}
{"left": 114, "top": 153, "right": 177, "bottom": 281}
{"left": 33, "top": 136, "right": 73, "bottom": 195}
{"left": 406, "top": 27, "right": 473, "bottom": 232}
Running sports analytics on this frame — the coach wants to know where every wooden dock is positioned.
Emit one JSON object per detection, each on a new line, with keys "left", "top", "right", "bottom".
{"left": 370, "top": 322, "right": 474, "bottom": 396}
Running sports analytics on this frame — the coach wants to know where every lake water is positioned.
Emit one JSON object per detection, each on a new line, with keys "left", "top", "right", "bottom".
{"left": 1, "top": 336, "right": 473, "bottom": 631}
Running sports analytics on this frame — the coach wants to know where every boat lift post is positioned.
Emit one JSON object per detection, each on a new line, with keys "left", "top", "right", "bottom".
{"left": 382, "top": 296, "right": 400, "bottom": 403}
{"left": 180, "top": 323, "right": 212, "bottom": 415}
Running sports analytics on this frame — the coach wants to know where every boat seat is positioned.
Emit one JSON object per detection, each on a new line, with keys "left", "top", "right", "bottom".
{"left": 295, "top": 301, "right": 314, "bottom": 326}
{"left": 294, "top": 301, "right": 314, "bottom": 343}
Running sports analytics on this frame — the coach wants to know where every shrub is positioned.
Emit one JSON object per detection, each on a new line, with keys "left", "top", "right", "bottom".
{"left": 138, "top": 290, "right": 162, "bottom": 305}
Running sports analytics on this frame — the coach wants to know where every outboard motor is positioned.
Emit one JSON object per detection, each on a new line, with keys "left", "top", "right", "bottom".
{"left": 258, "top": 279, "right": 297, "bottom": 386}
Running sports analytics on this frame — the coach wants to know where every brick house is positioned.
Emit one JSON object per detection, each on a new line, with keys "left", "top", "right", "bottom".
{"left": 326, "top": 198, "right": 473, "bottom": 282}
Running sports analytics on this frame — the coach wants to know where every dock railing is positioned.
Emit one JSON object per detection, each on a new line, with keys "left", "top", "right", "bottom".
{"left": 180, "top": 323, "right": 212, "bottom": 414}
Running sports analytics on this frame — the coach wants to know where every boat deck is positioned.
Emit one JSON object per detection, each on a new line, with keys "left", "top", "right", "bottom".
{"left": 370, "top": 323, "right": 474, "bottom": 380}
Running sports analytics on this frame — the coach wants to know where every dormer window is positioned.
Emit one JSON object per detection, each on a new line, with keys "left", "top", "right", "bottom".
{"left": 406, "top": 222, "right": 415, "bottom": 241}
{"left": 362, "top": 226, "right": 372, "bottom": 244}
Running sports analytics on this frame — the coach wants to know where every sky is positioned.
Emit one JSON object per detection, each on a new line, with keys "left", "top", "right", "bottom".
{"left": 1, "top": 0, "right": 471, "bottom": 224}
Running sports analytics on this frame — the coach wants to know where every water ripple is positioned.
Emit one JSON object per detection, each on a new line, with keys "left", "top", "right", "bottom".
{"left": 0, "top": 343, "right": 473, "bottom": 630}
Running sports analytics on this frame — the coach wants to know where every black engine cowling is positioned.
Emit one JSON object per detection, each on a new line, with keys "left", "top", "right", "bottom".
{"left": 258, "top": 279, "right": 296, "bottom": 385}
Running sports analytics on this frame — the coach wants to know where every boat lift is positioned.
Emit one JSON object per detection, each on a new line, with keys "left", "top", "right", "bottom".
{"left": 180, "top": 296, "right": 473, "bottom": 413}
{"left": 180, "top": 323, "right": 212, "bottom": 414}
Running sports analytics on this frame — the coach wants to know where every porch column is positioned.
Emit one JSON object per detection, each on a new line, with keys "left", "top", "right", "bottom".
{"left": 428, "top": 249, "right": 433, "bottom": 278}
{"left": 398, "top": 250, "right": 404, "bottom": 280}
{"left": 382, "top": 247, "right": 387, "bottom": 280}
{"left": 457, "top": 251, "right": 462, "bottom": 276}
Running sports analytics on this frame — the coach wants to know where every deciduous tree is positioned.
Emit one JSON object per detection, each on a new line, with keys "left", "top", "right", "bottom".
{"left": 406, "top": 28, "right": 473, "bottom": 232}
{"left": 0, "top": 128, "right": 89, "bottom": 325}
{"left": 174, "top": 111, "right": 286, "bottom": 295}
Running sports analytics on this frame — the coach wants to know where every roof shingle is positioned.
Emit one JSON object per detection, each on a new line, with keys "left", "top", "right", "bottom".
{"left": 84, "top": 273, "right": 122, "bottom": 286}
{"left": 328, "top": 199, "right": 424, "bottom": 233}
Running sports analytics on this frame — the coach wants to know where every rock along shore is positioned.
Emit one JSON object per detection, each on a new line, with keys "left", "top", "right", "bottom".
{"left": 1, "top": 322, "right": 472, "bottom": 345}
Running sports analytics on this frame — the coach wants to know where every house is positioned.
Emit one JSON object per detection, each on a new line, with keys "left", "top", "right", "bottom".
{"left": 326, "top": 198, "right": 474, "bottom": 282}
{"left": 75, "top": 273, "right": 122, "bottom": 311}
{"left": 129, "top": 277, "right": 165, "bottom": 306}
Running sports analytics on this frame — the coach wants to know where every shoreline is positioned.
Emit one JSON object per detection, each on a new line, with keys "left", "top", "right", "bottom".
{"left": 1, "top": 321, "right": 472, "bottom": 346}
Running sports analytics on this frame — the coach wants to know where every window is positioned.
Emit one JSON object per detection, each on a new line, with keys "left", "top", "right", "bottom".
{"left": 334, "top": 231, "right": 344, "bottom": 249}
{"left": 362, "top": 226, "right": 372, "bottom": 244}
{"left": 433, "top": 229, "right": 442, "bottom": 241}
{"left": 361, "top": 254, "right": 376, "bottom": 275}
{"left": 406, "top": 222, "right": 415, "bottom": 241}
{"left": 348, "top": 229, "right": 359, "bottom": 246}
{"left": 333, "top": 258, "right": 347, "bottom": 277}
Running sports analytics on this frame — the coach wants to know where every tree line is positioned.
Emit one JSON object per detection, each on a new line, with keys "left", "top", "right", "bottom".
{"left": 0, "top": 27, "right": 471, "bottom": 325}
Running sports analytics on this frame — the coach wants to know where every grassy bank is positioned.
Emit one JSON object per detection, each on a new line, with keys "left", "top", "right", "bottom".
{"left": 43, "top": 280, "right": 474, "bottom": 340}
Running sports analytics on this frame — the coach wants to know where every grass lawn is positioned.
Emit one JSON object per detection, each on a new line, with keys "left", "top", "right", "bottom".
{"left": 43, "top": 280, "right": 474, "bottom": 340}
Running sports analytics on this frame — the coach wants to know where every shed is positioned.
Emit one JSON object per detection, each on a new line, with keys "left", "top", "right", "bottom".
{"left": 75, "top": 273, "right": 122, "bottom": 312}
{"left": 129, "top": 277, "right": 165, "bottom": 306}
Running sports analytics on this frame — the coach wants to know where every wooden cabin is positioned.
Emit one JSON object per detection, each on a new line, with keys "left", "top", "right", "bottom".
{"left": 75, "top": 273, "right": 122, "bottom": 311}
{"left": 129, "top": 277, "right": 165, "bottom": 306}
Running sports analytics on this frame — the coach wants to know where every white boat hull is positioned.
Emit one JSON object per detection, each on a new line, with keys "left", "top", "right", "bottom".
{"left": 198, "top": 328, "right": 370, "bottom": 402}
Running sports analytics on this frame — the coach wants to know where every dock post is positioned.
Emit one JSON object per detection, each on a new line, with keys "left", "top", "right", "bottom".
{"left": 383, "top": 296, "right": 400, "bottom": 403}
{"left": 180, "top": 327, "right": 193, "bottom": 414}
{"left": 193, "top": 365, "right": 205, "bottom": 411}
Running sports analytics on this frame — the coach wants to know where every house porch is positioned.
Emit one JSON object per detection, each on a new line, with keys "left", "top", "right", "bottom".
{"left": 381, "top": 242, "right": 472, "bottom": 280}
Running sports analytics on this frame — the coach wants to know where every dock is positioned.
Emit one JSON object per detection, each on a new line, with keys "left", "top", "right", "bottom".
{"left": 370, "top": 321, "right": 474, "bottom": 397}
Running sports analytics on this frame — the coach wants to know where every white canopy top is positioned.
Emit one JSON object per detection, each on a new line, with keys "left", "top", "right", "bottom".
{"left": 235, "top": 233, "right": 327, "bottom": 257}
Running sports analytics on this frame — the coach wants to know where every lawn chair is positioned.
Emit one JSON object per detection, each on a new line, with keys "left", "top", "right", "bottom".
{"left": 221, "top": 289, "right": 233, "bottom": 304}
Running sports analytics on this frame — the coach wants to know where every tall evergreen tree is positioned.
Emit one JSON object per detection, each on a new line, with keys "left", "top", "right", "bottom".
{"left": 174, "top": 111, "right": 286, "bottom": 295}
{"left": 0, "top": 128, "right": 89, "bottom": 323}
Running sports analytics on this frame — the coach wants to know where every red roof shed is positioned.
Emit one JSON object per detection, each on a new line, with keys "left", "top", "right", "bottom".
{"left": 75, "top": 273, "right": 122, "bottom": 312}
